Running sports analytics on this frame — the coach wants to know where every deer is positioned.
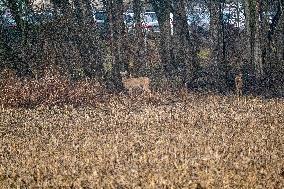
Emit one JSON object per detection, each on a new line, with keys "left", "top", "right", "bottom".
{"left": 120, "top": 71, "right": 151, "bottom": 97}
{"left": 235, "top": 72, "right": 243, "bottom": 98}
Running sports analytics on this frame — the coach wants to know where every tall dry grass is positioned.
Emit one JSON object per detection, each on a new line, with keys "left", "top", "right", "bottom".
{"left": 0, "top": 85, "right": 284, "bottom": 188}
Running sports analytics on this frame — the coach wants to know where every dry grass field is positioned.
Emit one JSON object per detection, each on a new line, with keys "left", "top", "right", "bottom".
{"left": 0, "top": 91, "right": 284, "bottom": 188}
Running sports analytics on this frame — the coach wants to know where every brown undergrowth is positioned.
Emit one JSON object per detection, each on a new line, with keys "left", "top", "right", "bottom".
{"left": 0, "top": 70, "right": 106, "bottom": 109}
{"left": 0, "top": 73, "right": 284, "bottom": 188}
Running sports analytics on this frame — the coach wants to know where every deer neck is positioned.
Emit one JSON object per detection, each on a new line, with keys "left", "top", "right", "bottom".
{"left": 121, "top": 77, "right": 127, "bottom": 82}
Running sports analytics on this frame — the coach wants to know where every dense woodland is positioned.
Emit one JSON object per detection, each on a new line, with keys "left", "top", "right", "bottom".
{"left": 0, "top": 0, "right": 283, "bottom": 97}
{"left": 1, "top": 1, "right": 284, "bottom": 188}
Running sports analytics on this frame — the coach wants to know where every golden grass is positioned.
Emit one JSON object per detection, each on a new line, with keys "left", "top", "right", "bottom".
{"left": 0, "top": 92, "right": 284, "bottom": 188}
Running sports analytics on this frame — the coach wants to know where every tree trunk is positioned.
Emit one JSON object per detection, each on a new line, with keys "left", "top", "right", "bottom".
{"left": 266, "top": 0, "right": 284, "bottom": 86}
{"left": 0, "top": 28, "right": 32, "bottom": 77}
{"left": 68, "top": 0, "right": 103, "bottom": 79}
{"left": 81, "top": 0, "right": 104, "bottom": 79}
{"left": 104, "top": 0, "right": 125, "bottom": 91}
{"left": 72, "top": 0, "right": 93, "bottom": 77}
{"left": 172, "top": 0, "right": 195, "bottom": 86}
{"left": 133, "top": 0, "right": 144, "bottom": 75}
{"left": 244, "top": 0, "right": 264, "bottom": 81}
{"left": 209, "top": 0, "right": 221, "bottom": 65}
{"left": 6, "top": 0, "right": 28, "bottom": 45}
{"left": 254, "top": 1, "right": 264, "bottom": 79}
{"left": 150, "top": 0, "right": 173, "bottom": 77}
{"left": 208, "top": 0, "right": 228, "bottom": 91}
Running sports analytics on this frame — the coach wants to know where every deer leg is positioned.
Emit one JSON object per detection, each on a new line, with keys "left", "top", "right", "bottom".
{"left": 147, "top": 88, "right": 151, "bottom": 97}
{"left": 143, "top": 84, "right": 151, "bottom": 97}
{"left": 128, "top": 88, "right": 132, "bottom": 97}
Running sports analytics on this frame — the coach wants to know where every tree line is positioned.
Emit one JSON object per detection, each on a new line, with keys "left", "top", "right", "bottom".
{"left": 0, "top": 0, "right": 283, "bottom": 95}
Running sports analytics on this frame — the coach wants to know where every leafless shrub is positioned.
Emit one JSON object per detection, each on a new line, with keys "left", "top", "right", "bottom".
{"left": 0, "top": 67, "right": 105, "bottom": 108}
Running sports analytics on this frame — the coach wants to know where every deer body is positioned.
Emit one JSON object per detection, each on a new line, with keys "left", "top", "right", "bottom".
{"left": 121, "top": 72, "right": 151, "bottom": 96}
{"left": 235, "top": 73, "right": 243, "bottom": 97}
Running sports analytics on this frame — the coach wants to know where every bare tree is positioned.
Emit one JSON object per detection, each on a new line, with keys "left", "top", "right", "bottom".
{"left": 244, "top": 0, "right": 264, "bottom": 80}
{"left": 172, "top": 0, "right": 196, "bottom": 85}
{"left": 0, "top": 28, "right": 32, "bottom": 76}
{"left": 103, "top": 0, "right": 126, "bottom": 91}
{"left": 150, "top": 0, "right": 173, "bottom": 77}
{"left": 133, "top": 0, "right": 145, "bottom": 75}
{"left": 71, "top": 0, "right": 103, "bottom": 78}
{"left": 208, "top": 0, "right": 230, "bottom": 91}
{"left": 265, "top": 0, "right": 284, "bottom": 86}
